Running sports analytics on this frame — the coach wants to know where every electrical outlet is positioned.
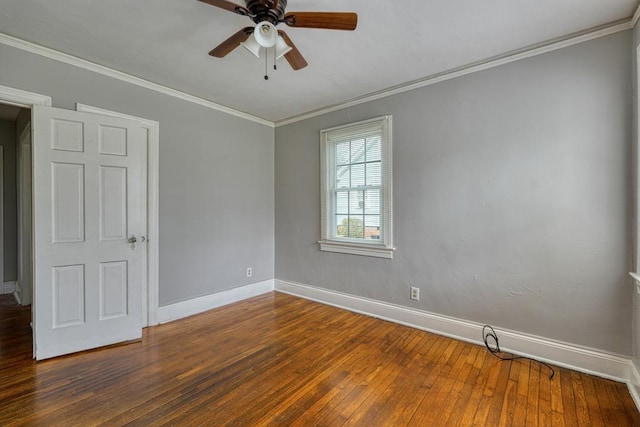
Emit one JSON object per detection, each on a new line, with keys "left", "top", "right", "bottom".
{"left": 410, "top": 286, "right": 419, "bottom": 301}
{"left": 246, "top": 267, "right": 253, "bottom": 278}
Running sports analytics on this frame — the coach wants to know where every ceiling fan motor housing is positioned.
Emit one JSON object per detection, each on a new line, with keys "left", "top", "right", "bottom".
{"left": 244, "top": 0, "right": 287, "bottom": 25}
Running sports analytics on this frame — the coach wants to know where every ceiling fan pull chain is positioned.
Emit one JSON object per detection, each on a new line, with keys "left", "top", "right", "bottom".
{"left": 273, "top": 46, "right": 277, "bottom": 70}
{"left": 264, "top": 49, "right": 269, "bottom": 80}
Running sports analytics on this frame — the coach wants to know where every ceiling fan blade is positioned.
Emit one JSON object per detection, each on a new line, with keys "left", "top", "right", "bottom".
{"left": 209, "top": 27, "right": 253, "bottom": 58}
{"left": 278, "top": 31, "right": 308, "bottom": 70}
{"left": 198, "top": 0, "right": 249, "bottom": 15}
{"left": 283, "top": 12, "right": 358, "bottom": 30}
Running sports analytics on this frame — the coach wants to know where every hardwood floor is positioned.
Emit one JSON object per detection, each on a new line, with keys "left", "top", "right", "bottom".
{"left": 1, "top": 292, "right": 638, "bottom": 426}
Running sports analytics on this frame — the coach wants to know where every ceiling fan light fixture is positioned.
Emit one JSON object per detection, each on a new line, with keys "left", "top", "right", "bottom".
{"left": 275, "top": 35, "right": 292, "bottom": 60}
{"left": 253, "top": 21, "right": 277, "bottom": 48}
{"left": 240, "top": 36, "right": 261, "bottom": 58}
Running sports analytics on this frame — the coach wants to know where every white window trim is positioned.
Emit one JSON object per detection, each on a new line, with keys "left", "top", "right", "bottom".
{"left": 319, "top": 115, "right": 394, "bottom": 259}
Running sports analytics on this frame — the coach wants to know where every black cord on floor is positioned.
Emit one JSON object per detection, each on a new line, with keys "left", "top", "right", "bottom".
{"left": 482, "top": 324, "right": 555, "bottom": 380}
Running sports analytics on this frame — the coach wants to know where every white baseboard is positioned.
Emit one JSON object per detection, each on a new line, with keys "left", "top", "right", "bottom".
{"left": 1, "top": 281, "right": 16, "bottom": 295}
{"left": 275, "top": 279, "right": 634, "bottom": 385}
{"left": 158, "top": 279, "right": 274, "bottom": 324}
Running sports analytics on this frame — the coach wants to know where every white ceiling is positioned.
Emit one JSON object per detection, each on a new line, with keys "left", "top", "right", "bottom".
{"left": 0, "top": 0, "right": 637, "bottom": 123}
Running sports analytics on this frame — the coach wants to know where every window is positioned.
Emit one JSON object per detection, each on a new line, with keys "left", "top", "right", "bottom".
{"left": 319, "top": 116, "right": 393, "bottom": 258}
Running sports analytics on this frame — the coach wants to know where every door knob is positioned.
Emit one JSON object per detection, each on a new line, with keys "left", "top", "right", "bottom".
{"left": 128, "top": 236, "right": 137, "bottom": 244}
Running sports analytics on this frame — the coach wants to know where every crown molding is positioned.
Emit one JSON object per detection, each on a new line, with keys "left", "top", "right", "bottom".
{"left": 275, "top": 19, "right": 633, "bottom": 127}
{"left": 0, "top": 32, "right": 274, "bottom": 128}
{"left": 632, "top": 3, "right": 640, "bottom": 27}
{"left": 0, "top": 14, "right": 633, "bottom": 130}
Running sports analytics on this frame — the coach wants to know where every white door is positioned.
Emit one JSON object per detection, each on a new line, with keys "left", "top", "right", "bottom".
{"left": 32, "top": 105, "right": 143, "bottom": 360}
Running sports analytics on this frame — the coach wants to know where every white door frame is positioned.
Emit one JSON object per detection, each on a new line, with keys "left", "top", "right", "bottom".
{"left": 16, "top": 125, "right": 31, "bottom": 305}
{"left": 76, "top": 103, "right": 159, "bottom": 327}
{"left": 0, "top": 85, "right": 51, "bottom": 300}
{"left": 0, "top": 85, "right": 50, "bottom": 357}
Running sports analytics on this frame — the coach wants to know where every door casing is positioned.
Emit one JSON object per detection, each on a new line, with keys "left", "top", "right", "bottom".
{"left": 16, "top": 124, "right": 31, "bottom": 305}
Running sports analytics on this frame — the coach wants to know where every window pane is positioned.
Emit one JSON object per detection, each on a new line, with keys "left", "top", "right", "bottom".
{"left": 351, "top": 139, "right": 365, "bottom": 163}
{"left": 365, "top": 215, "right": 381, "bottom": 240}
{"left": 351, "top": 163, "right": 365, "bottom": 187}
{"left": 335, "top": 191, "right": 348, "bottom": 214}
{"left": 366, "top": 136, "right": 381, "bottom": 162}
{"left": 336, "top": 165, "right": 350, "bottom": 188}
{"left": 365, "top": 215, "right": 380, "bottom": 227}
{"left": 335, "top": 215, "right": 348, "bottom": 237}
{"left": 350, "top": 191, "right": 364, "bottom": 215}
{"left": 366, "top": 162, "right": 381, "bottom": 186}
{"left": 348, "top": 216, "right": 364, "bottom": 239}
{"left": 336, "top": 142, "right": 349, "bottom": 165}
{"left": 364, "top": 189, "right": 380, "bottom": 215}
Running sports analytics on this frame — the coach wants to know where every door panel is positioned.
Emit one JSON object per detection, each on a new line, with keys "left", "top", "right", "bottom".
{"left": 52, "top": 264, "right": 85, "bottom": 328}
{"left": 99, "top": 261, "right": 128, "bottom": 320}
{"left": 33, "top": 105, "right": 143, "bottom": 360}
{"left": 99, "top": 166, "right": 128, "bottom": 240}
{"left": 51, "top": 162, "right": 85, "bottom": 242}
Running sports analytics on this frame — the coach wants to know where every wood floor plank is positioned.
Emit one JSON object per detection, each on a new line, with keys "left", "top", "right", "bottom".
{"left": 340, "top": 330, "right": 427, "bottom": 425}
{"left": 551, "top": 367, "right": 566, "bottom": 426}
{"left": 455, "top": 349, "right": 492, "bottom": 426}
{"left": 524, "top": 360, "right": 540, "bottom": 426}
{"left": 434, "top": 345, "right": 482, "bottom": 425}
{"left": 484, "top": 358, "right": 513, "bottom": 425}
{"left": 538, "top": 361, "right": 553, "bottom": 427}
{"left": 497, "top": 359, "right": 520, "bottom": 427}
{"left": 600, "top": 378, "right": 638, "bottom": 426}
{"left": 512, "top": 359, "right": 530, "bottom": 426}
{"left": 0, "top": 293, "right": 638, "bottom": 426}
{"left": 581, "top": 373, "right": 607, "bottom": 426}
{"left": 569, "top": 370, "right": 591, "bottom": 426}
{"left": 407, "top": 340, "right": 465, "bottom": 425}
{"left": 560, "top": 366, "right": 579, "bottom": 426}
{"left": 438, "top": 345, "right": 485, "bottom": 426}
{"left": 469, "top": 357, "right": 504, "bottom": 425}
{"left": 612, "top": 379, "right": 640, "bottom": 425}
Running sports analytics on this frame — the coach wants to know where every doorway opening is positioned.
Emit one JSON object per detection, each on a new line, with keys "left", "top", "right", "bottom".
{"left": 0, "top": 102, "right": 32, "bottom": 359}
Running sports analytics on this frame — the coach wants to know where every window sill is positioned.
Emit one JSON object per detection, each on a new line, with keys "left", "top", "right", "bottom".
{"left": 318, "top": 240, "right": 394, "bottom": 259}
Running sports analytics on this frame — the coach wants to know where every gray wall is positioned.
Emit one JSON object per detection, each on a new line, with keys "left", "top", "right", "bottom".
{"left": 0, "top": 119, "right": 17, "bottom": 282}
{"left": 0, "top": 43, "right": 275, "bottom": 306}
{"left": 275, "top": 31, "right": 633, "bottom": 355}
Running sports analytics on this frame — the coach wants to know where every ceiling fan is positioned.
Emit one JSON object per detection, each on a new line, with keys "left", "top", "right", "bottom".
{"left": 199, "top": 0, "right": 358, "bottom": 71}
